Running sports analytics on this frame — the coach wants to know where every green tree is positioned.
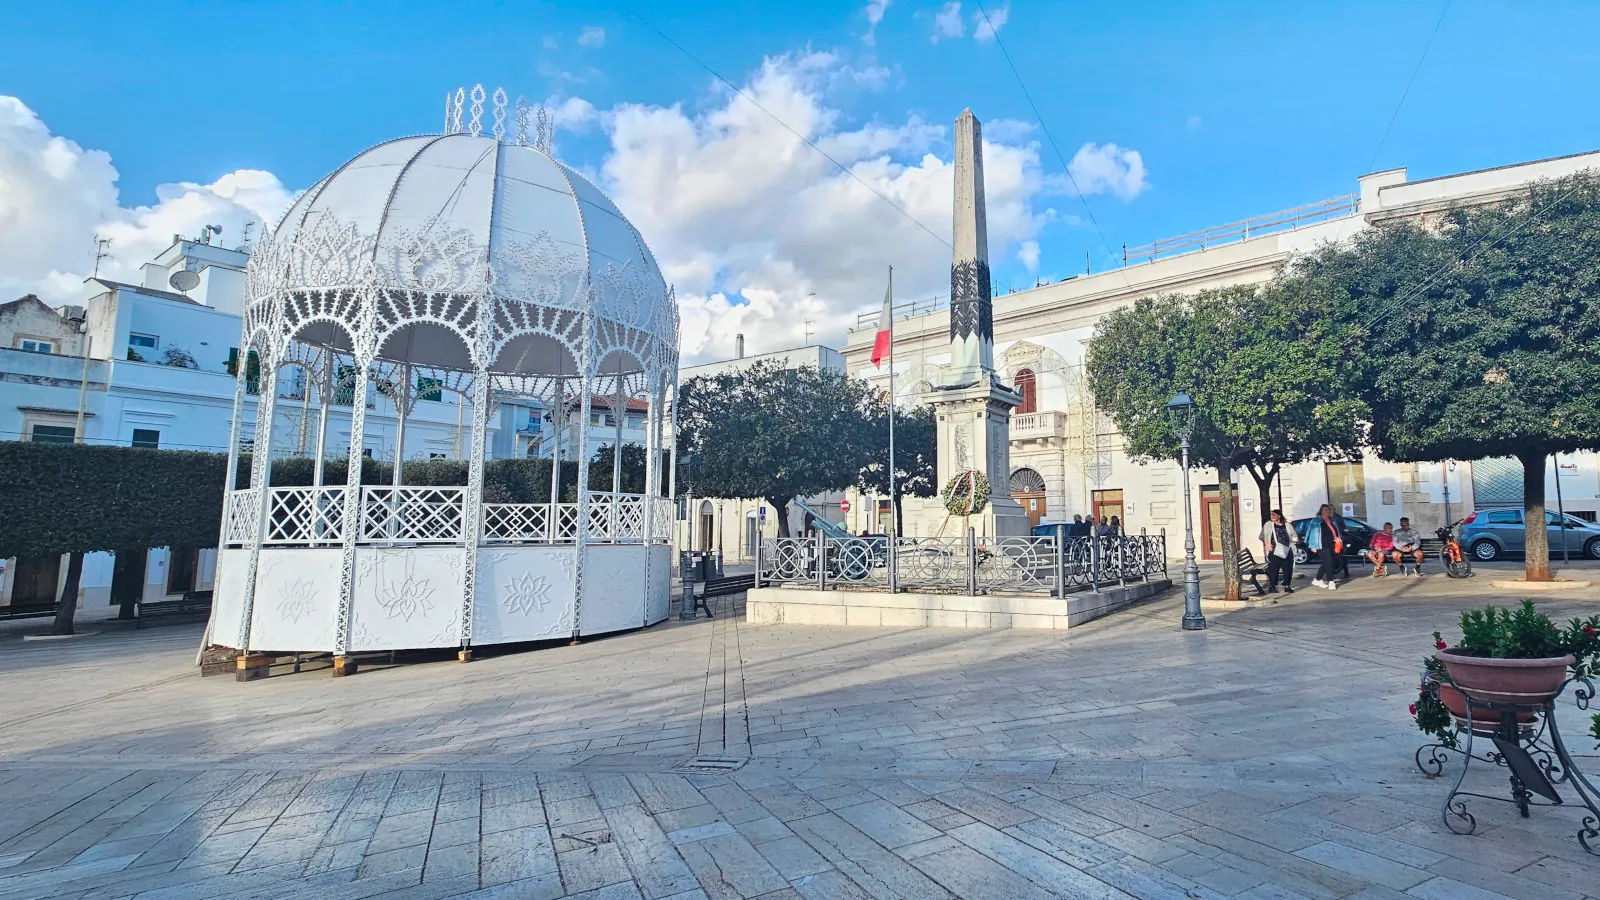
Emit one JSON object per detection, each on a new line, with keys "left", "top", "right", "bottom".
{"left": 856, "top": 402, "right": 937, "bottom": 535}
{"left": 677, "top": 361, "right": 879, "bottom": 537}
{"left": 1087, "top": 284, "right": 1367, "bottom": 601}
{"left": 1299, "top": 172, "right": 1600, "bottom": 580}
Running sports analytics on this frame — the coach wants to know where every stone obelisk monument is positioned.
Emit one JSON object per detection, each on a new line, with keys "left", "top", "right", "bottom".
{"left": 908, "top": 109, "right": 1029, "bottom": 539}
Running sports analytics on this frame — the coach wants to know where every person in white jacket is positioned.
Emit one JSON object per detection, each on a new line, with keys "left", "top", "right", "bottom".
{"left": 1259, "top": 508, "right": 1299, "bottom": 593}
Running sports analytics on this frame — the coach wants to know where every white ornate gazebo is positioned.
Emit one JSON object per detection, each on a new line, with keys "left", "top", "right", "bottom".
{"left": 208, "top": 88, "right": 679, "bottom": 673}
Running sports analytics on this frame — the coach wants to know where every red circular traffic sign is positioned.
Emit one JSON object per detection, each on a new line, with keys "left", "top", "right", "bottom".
{"left": 840, "top": 499, "right": 851, "bottom": 513}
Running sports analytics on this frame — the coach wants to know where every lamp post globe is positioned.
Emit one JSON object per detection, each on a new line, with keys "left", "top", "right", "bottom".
{"left": 1166, "top": 391, "right": 1206, "bottom": 631}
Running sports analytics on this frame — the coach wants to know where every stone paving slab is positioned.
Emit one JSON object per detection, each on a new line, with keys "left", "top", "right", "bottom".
{"left": 1, "top": 562, "right": 1598, "bottom": 897}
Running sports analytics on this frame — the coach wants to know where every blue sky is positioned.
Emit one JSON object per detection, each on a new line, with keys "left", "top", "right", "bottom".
{"left": 3, "top": 1, "right": 1597, "bottom": 358}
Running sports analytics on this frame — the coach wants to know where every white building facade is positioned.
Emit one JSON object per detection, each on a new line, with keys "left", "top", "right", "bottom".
{"left": 844, "top": 150, "right": 1600, "bottom": 561}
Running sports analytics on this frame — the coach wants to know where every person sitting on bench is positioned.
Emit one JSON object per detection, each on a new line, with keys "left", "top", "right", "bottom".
{"left": 1366, "top": 523, "right": 1398, "bottom": 576}
{"left": 1391, "top": 517, "right": 1425, "bottom": 576}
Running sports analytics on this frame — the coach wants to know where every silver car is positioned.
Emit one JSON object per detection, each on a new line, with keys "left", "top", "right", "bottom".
{"left": 1457, "top": 508, "right": 1600, "bottom": 561}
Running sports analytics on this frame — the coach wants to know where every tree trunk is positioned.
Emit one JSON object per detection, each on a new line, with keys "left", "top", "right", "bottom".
{"left": 1520, "top": 451, "right": 1550, "bottom": 582}
{"left": 1217, "top": 464, "right": 1242, "bottom": 602}
{"left": 771, "top": 496, "right": 793, "bottom": 538}
{"left": 893, "top": 493, "right": 905, "bottom": 537}
{"left": 1245, "top": 461, "right": 1278, "bottom": 524}
{"left": 50, "top": 551, "right": 84, "bottom": 636}
{"left": 111, "top": 549, "right": 148, "bottom": 620}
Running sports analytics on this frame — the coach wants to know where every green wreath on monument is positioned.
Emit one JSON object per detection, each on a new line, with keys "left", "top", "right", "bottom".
{"left": 942, "top": 469, "right": 991, "bottom": 516}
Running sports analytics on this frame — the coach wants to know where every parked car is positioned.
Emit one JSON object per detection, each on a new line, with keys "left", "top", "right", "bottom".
{"left": 1457, "top": 508, "right": 1600, "bottom": 561}
{"left": 1290, "top": 515, "right": 1377, "bottom": 566}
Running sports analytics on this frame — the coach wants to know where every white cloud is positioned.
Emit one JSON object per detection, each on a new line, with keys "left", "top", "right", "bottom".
{"left": 577, "top": 25, "right": 605, "bottom": 47}
{"left": 1186, "top": 114, "right": 1203, "bottom": 131}
{"left": 863, "top": 0, "right": 891, "bottom": 44}
{"left": 542, "top": 35, "right": 559, "bottom": 50}
{"left": 593, "top": 51, "right": 1053, "bottom": 363}
{"left": 545, "top": 95, "right": 597, "bottom": 129}
{"left": 0, "top": 96, "right": 294, "bottom": 304}
{"left": 971, "top": 3, "right": 1009, "bottom": 42}
{"left": 1066, "top": 142, "right": 1148, "bottom": 200}
{"left": 1018, "top": 240, "right": 1039, "bottom": 272}
{"left": 931, "top": 2, "right": 964, "bottom": 42}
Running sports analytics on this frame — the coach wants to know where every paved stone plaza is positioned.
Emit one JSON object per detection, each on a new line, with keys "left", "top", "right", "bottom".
{"left": 2, "top": 564, "right": 1598, "bottom": 899}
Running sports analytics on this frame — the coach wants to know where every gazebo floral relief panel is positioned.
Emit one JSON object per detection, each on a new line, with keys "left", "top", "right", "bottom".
{"left": 471, "top": 548, "right": 576, "bottom": 645}
{"left": 578, "top": 545, "right": 650, "bottom": 635}
{"left": 251, "top": 549, "right": 341, "bottom": 651}
{"left": 348, "top": 547, "right": 465, "bottom": 651}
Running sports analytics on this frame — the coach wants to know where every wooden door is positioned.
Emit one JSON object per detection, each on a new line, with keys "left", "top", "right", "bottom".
{"left": 11, "top": 555, "right": 60, "bottom": 604}
{"left": 1092, "top": 489, "right": 1125, "bottom": 529}
{"left": 167, "top": 547, "right": 198, "bottom": 595}
{"left": 1016, "top": 493, "right": 1046, "bottom": 528}
{"left": 1200, "top": 486, "right": 1239, "bottom": 560}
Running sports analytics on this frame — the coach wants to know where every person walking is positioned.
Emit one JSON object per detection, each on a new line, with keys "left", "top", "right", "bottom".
{"left": 1259, "top": 508, "right": 1298, "bottom": 594}
{"left": 1308, "top": 504, "right": 1343, "bottom": 589}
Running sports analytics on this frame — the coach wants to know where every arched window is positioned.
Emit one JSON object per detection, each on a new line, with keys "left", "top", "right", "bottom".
{"left": 1010, "top": 467, "right": 1046, "bottom": 494}
{"left": 1014, "top": 368, "right": 1037, "bottom": 414}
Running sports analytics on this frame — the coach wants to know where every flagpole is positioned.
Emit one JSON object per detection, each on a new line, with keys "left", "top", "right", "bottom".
{"left": 887, "top": 265, "right": 897, "bottom": 593}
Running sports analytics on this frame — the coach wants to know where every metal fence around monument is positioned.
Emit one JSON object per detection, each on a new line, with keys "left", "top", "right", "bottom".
{"left": 755, "top": 529, "right": 1168, "bottom": 595}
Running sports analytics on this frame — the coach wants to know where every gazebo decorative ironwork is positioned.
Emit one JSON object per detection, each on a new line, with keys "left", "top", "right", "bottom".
{"left": 207, "top": 87, "right": 679, "bottom": 670}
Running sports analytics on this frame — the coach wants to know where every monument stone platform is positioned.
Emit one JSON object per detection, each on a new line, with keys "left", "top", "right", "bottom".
{"left": 746, "top": 579, "right": 1171, "bottom": 630}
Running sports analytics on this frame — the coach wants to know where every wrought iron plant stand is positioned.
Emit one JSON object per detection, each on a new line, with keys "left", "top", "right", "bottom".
{"left": 1414, "top": 676, "right": 1600, "bottom": 854}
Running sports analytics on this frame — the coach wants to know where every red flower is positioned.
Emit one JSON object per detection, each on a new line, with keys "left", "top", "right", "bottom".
{"left": 1585, "top": 624, "right": 1597, "bottom": 638}
{"left": 1408, "top": 704, "right": 1418, "bottom": 715}
{"left": 1435, "top": 640, "right": 1448, "bottom": 650}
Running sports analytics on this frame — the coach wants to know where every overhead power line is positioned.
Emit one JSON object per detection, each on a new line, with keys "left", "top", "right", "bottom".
{"left": 973, "top": 0, "right": 1126, "bottom": 275}
{"left": 1367, "top": 0, "right": 1453, "bottom": 174}
{"left": 622, "top": 7, "right": 952, "bottom": 251}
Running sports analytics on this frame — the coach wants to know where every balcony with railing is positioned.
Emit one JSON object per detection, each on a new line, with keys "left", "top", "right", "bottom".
{"left": 1010, "top": 410, "right": 1068, "bottom": 444}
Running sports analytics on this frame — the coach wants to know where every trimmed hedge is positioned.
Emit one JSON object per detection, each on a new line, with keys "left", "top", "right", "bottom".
{"left": 0, "top": 442, "right": 229, "bottom": 558}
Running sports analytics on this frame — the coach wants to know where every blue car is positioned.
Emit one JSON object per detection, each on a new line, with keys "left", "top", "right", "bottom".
{"left": 1457, "top": 508, "right": 1600, "bottom": 561}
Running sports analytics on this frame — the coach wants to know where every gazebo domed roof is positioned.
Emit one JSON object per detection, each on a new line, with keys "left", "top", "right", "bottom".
{"left": 275, "top": 133, "right": 663, "bottom": 302}
{"left": 247, "top": 102, "right": 675, "bottom": 380}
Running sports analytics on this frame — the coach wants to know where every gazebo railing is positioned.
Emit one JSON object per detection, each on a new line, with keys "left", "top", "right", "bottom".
{"left": 223, "top": 486, "right": 671, "bottom": 547}
{"left": 361, "top": 486, "right": 468, "bottom": 544}
{"left": 263, "top": 486, "right": 348, "bottom": 546}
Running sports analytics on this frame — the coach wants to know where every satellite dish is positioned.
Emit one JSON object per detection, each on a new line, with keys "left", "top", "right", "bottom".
{"left": 169, "top": 270, "right": 201, "bottom": 292}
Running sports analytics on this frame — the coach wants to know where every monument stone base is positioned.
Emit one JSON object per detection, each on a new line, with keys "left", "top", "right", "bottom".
{"left": 746, "top": 580, "right": 1172, "bottom": 630}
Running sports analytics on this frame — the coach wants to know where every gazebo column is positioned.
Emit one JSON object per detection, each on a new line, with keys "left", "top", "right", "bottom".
{"left": 332, "top": 357, "right": 372, "bottom": 678}
{"left": 547, "top": 373, "right": 563, "bottom": 541}
{"left": 641, "top": 369, "right": 663, "bottom": 625}
{"left": 570, "top": 372, "right": 593, "bottom": 645}
{"left": 199, "top": 334, "right": 254, "bottom": 668}
{"left": 312, "top": 352, "right": 334, "bottom": 545}
{"left": 611, "top": 363, "right": 624, "bottom": 537}
{"left": 457, "top": 365, "right": 491, "bottom": 663}
{"left": 236, "top": 347, "right": 282, "bottom": 681}
{"left": 392, "top": 361, "right": 411, "bottom": 487}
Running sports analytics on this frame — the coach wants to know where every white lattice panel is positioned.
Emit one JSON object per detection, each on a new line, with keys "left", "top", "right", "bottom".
{"left": 578, "top": 545, "right": 648, "bottom": 635}
{"left": 210, "top": 548, "right": 252, "bottom": 648}
{"left": 349, "top": 547, "right": 464, "bottom": 651}
{"left": 223, "top": 490, "right": 259, "bottom": 547}
{"left": 482, "top": 503, "right": 551, "bottom": 541}
{"left": 359, "top": 487, "right": 466, "bottom": 543}
{"left": 249, "top": 548, "right": 341, "bottom": 652}
{"left": 472, "top": 548, "right": 576, "bottom": 645}
{"left": 646, "top": 545, "right": 671, "bottom": 624}
{"left": 264, "top": 487, "right": 347, "bottom": 544}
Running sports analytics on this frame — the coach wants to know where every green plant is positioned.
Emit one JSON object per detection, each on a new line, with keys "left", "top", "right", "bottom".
{"left": 1448, "top": 599, "right": 1600, "bottom": 674}
{"left": 1411, "top": 639, "right": 1458, "bottom": 748}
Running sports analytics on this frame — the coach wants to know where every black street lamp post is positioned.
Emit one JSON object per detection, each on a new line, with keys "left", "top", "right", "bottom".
{"left": 1166, "top": 391, "right": 1206, "bottom": 631}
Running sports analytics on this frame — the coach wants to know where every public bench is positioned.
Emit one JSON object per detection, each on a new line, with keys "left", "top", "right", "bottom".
{"left": 684, "top": 574, "right": 755, "bottom": 619}
{"left": 0, "top": 600, "right": 56, "bottom": 621}
{"left": 136, "top": 590, "right": 213, "bottom": 629}
{"left": 1236, "top": 549, "right": 1268, "bottom": 595}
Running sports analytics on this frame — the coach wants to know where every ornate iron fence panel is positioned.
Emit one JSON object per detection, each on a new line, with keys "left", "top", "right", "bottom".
{"left": 894, "top": 537, "right": 968, "bottom": 592}
{"left": 976, "top": 537, "right": 1056, "bottom": 592}
{"left": 759, "top": 538, "right": 815, "bottom": 584}
{"left": 823, "top": 536, "right": 889, "bottom": 588}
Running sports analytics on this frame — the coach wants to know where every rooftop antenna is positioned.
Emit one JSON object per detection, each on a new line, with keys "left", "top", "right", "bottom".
{"left": 239, "top": 221, "right": 257, "bottom": 250}
{"left": 92, "top": 235, "right": 111, "bottom": 278}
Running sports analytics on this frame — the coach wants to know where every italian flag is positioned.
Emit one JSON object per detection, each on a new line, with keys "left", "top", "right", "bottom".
{"left": 870, "top": 280, "right": 893, "bottom": 369}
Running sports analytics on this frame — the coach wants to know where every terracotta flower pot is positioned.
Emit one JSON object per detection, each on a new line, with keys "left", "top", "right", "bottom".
{"left": 1435, "top": 649, "right": 1574, "bottom": 706}
{"left": 1437, "top": 682, "right": 1538, "bottom": 732}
